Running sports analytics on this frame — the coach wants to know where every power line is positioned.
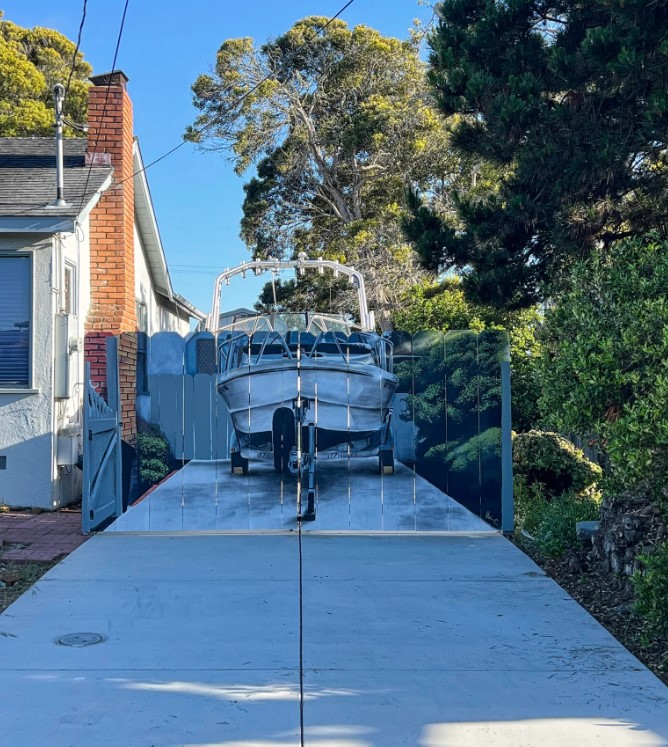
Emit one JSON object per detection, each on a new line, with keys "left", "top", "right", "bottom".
{"left": 78, "top": 0, "right": 130, "bottom": 212}
{"left": 63, "top": 0, "right": 88, "bottom": 104}
{"left": 109, "top": 0, "right": 357, "bottom": 192}
{"left": 171, "top": 270, "right": 252, "bottom": 277}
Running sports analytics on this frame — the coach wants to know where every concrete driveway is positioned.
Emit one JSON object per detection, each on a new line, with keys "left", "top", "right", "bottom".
{"left": 108, "top": 458, "right": 494, "bottom": 533}
{"left": 1, "top": 461, "right": 667, "bottom": 745}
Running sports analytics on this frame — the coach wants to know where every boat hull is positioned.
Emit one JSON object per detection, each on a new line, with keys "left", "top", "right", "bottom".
{"left": 217, "top": 359, "right": 397, "bottom": 438}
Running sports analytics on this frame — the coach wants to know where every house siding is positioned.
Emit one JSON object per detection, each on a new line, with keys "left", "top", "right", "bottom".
{"left": 0, "top": 235, "right": 55, "bottom": 509}
{"left": 134, "top": 222, "right": 189, "bottom": 423}
{"left": 134, "top": 223, "right": 189, "bottom": 336}
{"left": 53, "top": 220, "right": 91, "bottom": 506}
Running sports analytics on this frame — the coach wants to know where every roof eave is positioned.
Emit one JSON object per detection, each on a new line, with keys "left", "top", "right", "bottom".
{"left": 133, "top": 141, "right": 173, "bottom": 300}
{"left": 74, "top": 171, "right": 114, "bottom": 223}
{"left": 173, "top": 292, "right": 207, "bottom": 322}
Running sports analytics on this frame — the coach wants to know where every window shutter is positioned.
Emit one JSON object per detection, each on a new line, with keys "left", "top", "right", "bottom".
{"left": 0, "top": 257, "right": 30, "bottom": 386}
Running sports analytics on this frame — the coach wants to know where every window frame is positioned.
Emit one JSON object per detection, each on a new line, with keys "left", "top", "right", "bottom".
{"left": 63, "top": 261, "right": 78, "bottom": 316}
{"left": 136, "top": 300, "right": 149, "bottom": 395}
{"left": 0, "top": 253, "right": 34, "bottom": 392}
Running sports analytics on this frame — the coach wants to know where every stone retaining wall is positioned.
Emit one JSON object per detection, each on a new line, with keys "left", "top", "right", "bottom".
{"left": 588, "top": 495, "right": 667, "bottom": 587}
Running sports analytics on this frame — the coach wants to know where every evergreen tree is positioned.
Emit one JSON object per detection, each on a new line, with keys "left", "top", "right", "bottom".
{"left": 407, "top": 0, "right": 668, "bottom": 307}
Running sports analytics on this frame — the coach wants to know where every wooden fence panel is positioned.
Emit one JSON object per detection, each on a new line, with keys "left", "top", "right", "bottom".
{"left": 149, "top": 332, "right": 185, "bottom": 375}
{"left": 182, "top": 375, "right": 195, "bottom": 461}
{"left": 194, "top": 374, "right": 213, "bottom": 460}
{"left": 145, "top": 372, "right": 232, "bottom": 461}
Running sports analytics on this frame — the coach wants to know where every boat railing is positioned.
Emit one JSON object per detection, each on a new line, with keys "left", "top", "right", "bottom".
{"left": 218, "top": 329, "right": 394, "bottom": 373}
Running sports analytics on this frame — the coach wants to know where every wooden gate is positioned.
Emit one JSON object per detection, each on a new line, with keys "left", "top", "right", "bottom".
{"left": 82, "top": 347, "right": 122, "bottom": 532}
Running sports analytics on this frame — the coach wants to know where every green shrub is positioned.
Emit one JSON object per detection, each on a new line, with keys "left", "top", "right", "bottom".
{"left": 393, "top": 277, "right": 542, "bottom": 431}
{"left": 633, "top": 542, "right": 668, "bottom": 638}
{"left": 514, "top": 481, "right": 550, "bottom": 536}
{"left": 513, "top": 430, "right": 602, "bottom": 499}
{"left": 532, "top": 491, "right": 601, "bottom": 557}
{"left": 538, "top": 233, "right": 668, "bottom": 499}
{"left": 136, "top": 432, "right": 168, "bottom": 462}
{"left": 139, "top": 457, "right": 170, "bottom": 486}
{"left": 136, "top": 428, "right": 171, "bottom": 487}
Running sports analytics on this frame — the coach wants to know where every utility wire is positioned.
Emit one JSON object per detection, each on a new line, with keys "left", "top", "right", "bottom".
{"left": 108, "top": 0, "right": 357, "bottom": 192}
{"left": 78, "top": 0, "right": 130, "bottom": 212}
{"left": 63, "top": 0, "right": 88, "bottom": 104}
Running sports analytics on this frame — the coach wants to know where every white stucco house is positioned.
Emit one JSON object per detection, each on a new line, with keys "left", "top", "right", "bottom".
{"left": 0, "top": 70, "right": 203, "bottom": 511}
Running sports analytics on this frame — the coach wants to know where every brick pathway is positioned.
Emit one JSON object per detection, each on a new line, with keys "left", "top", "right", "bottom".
{"left": 0, "top": 511, "right": 88, "bottom": 563}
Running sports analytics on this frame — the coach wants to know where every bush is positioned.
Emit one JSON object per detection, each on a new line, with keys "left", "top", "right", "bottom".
{"left": 532, "top": 491, "right": 601, "bottom": 557}
{"left": 136, "top": 428, "right": 171, "bottom": 487}
{"left": 538, "top": 233, "right": 668, "bottom": 499}
{"left": 513, "top": 430, "right": 602, "bottom": 500}
{"left": 393, "top": 277, "right": 542, "bottom": 431}
{"left": 633, "top": 542, "right": 668, "bottom": 638}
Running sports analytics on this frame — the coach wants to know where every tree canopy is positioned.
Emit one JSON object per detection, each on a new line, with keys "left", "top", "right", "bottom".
{"left": 187, "top": 17, "right": 454, "bottom": 326}
{"left": 538, "top": 232, "right": 668, "bottom": 496}
{"left": 0, "top": 15, "right": 91, "bottom": 137}
{"left": 405, "top": 0, "right": 668, "bottom": 308}
{"left": 393, "top": 276, "right": 542, "bottom": 431}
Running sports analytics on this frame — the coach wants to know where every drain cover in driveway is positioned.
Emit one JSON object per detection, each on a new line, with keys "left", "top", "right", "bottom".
{"left": 56, "top": 633, "right": 105, "bottom": 647}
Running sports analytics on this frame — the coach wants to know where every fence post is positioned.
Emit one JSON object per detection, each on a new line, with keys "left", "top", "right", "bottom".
{"left": 106, "top": 336, "right": 120, "bottom": 413}
{"left": 501, "top": 359, "right": 514, "bottom": 534}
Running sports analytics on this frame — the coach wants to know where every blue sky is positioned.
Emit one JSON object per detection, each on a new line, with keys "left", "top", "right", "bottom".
{"left": 2, "top": 0, "right": 434, "bottom": 313}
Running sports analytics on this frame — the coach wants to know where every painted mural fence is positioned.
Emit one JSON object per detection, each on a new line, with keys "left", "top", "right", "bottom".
{"left": 142, "top": 330, "right": 512, "bottom": 528}
{"left": 141, "top": 332, "right": 232, "bottom": 462}
{"left": 390, "top": 329, "right": 512, "bottom": 527}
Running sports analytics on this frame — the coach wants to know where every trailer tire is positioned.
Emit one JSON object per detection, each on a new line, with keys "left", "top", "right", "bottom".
{"left": 273, "top": 408, "right": 295, "bottom": 473}
{"left": 231, "top": 450, "right": 249, "bottom": 475}
{"left": 378, "top": 448, "right": 394, "bottom": 475}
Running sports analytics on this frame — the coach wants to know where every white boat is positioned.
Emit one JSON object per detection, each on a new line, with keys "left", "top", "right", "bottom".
{"left": 207, "top": 257, "right": 398, "bottom": 517}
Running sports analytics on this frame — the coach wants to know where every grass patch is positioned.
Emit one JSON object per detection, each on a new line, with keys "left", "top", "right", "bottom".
{"left": 0, "top": 554, "right": 59, "bottom": 614}
{"left": 531, "top": 491, "right": 601, "bottom": 557}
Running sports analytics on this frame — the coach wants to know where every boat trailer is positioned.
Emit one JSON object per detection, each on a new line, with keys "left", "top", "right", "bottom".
{"left": 230, "top": 395, "right": 394, "bottom": 522}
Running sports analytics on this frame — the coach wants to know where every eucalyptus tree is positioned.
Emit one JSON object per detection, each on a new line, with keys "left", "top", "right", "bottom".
{"left": 187, "top": 17, "right": 454, "bottom": 326}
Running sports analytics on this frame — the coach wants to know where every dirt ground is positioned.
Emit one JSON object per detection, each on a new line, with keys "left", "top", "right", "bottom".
{"left": 0, "top": 505, "right": 84, "bottom": 615}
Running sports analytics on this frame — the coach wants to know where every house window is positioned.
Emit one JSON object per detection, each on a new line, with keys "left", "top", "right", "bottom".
{"left": 136, "top": 301, "right": 148, "bottom": 334}
{"left": 0, "top": 256, "right": 31, "bottom": 388}
{"left": 63, "top": 263, "right": 77, "bottom": 315}
{"left": 136, "top": 301, "right": 148, "bottom": 394}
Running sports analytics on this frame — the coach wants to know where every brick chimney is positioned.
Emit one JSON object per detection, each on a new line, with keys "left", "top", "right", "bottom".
{"left": 84, "top": 70, "right": 137, "bottom": 443}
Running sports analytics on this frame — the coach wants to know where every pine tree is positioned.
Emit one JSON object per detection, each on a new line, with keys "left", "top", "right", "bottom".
{"left": 409, "top": 0, "right": 668, "bottom": 307}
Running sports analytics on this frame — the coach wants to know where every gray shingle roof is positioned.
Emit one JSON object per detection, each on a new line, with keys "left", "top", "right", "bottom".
{"left": 0, "top": 138, "right": 113, "bottom": 217}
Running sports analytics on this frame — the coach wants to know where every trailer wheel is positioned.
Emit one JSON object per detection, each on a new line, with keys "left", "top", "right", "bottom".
{"left": 272, "top": 408, "right": 295, "bottom": 473}
{"left": 231, "top": 450, "right": 249, "bottom": 475}
{"left": 378, "top": 448, "right": 394, "bottom": 475}
{"left": 301, "top": 489, "right": 316, "bottom": 521}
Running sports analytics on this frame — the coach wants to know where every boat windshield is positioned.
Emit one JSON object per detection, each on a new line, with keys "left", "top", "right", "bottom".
{"left": 218, "top": 325, "right": 394, "bottom": 374}
{"left": 219, "top": 312, "right": 357, "bottom": 336}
